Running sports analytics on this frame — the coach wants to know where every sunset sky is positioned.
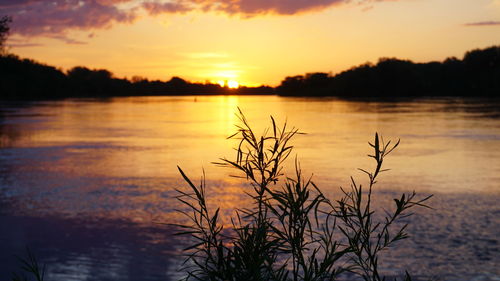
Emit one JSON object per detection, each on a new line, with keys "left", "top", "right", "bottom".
{"left": 2, "top": 0, "right": 500, "bottom": 86}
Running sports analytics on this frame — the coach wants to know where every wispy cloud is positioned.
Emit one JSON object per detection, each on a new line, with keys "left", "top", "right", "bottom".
{"left": 361, "top": 5, "right": 374, "bottom": 12}
{"left": 48, "top": 35, "right": 88, "bottom": 45}
{"left": 142, "top": 1, "right": 191, "bottom": 15}
{"left": 184, "top": 52, "right": 230, "bottom": 59}
{"left": 7, "top": 42, "right": 44, "bottom": 48}
{"left": 464, "top": 21, "right": 500, "bottom": 26}
{"left": 5, "top": 37, "right": 43, "bottom": 48}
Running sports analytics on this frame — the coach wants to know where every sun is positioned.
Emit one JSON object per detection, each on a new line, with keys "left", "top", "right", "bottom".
{"left": 227, "top": 80, "right": 239, "bottom": 89}
{"left": 217, "top": 80, "right": 240, "bottom": 89}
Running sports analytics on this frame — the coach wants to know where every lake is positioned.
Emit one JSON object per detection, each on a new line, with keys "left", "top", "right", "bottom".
{"left": 1, "top": 96, "right": 499, "bottom": 281}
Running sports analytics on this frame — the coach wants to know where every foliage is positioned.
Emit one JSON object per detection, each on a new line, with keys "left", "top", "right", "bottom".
{"left": 11, "top": 248, "right": 46, "bottom": 281}
{"left": 0, "top": 55, "right": 273, "bottom": 100}
{"left": 0, "top": 15, "right": 12, "bottom": 54}
{"left": 175, "top": 109, "right": 432, "bottom": 281}
{"left": 2, "top": 44, "right": 500, "bottom": 99}
{"left": 277, "top": 45, "right": 500, "bottom": 97}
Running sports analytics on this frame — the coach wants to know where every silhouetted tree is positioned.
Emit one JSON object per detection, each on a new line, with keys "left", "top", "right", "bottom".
{"left": 276, "top": 75, "right": 305, "bottom": 96}
{"left": 277, "top": 45, "right": 500, "bottom": 98}
{"left": 0, "top": 55, "right": 67, "bottom": 100}
{"left": 0, "top": 54, "right": 276, "bottom": 100}
{"left": 462, "top": 46, "right": 500, "bottom": 96}
{"left": 0, "top": 15, "right": 12, "bottom": 54}
{"left": 2, "top": 44, "right": 500, "bottom": 100}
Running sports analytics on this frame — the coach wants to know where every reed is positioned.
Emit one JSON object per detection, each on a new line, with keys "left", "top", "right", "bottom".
{"left": 11, "top": 248, "right": 45, "bottom": 281}
{"left": 175, "top": 109, "right": 432, "bottom": 281}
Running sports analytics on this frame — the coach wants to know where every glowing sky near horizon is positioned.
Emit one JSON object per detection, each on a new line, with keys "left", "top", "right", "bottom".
{"left": 2, "top": 0, "right": 500, "bottom": 86}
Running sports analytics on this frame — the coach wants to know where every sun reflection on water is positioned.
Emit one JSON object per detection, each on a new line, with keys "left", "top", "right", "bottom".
{"left": 1, "top": 96, "right": 499, "bottom": 281}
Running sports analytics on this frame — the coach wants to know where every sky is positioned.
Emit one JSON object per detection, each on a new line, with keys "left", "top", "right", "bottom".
{"left": 2, "top": 0, "right": 500, "bottom": 86}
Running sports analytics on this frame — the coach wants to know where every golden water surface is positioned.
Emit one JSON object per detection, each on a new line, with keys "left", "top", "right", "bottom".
{"left": 0, "top": 96, "right": 499, "bottom": 281}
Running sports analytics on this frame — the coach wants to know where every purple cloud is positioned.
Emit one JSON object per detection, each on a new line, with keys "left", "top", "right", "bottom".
{"left": 141, "top": 0, "right": 395, "bottom": 16}
{"left": 142, "top": 1, "right": 191, "bottom": 15}
{"left": 1, "top": 0, "right": 393, "bottom": 42}
{"left": 140, "top": 0, "right": 350, "bottom": 16}
{"left": 5, "top": 36, "right": 43, "bottom": 47}
{"left": 7, "top": 42, "right": 44, "bottom": 48}
{"left": 230, "top": 0, "right": 344, "bottom": 15}
{"left": 465, "top": 21, "right": 500, "bottom": 27}
{"left": 49, "top": 35, "right": 88, "bottom": 45}
{"left": 1, "top": 0, "right": 137, "bottom": 37}
{"left": 7, "top": 43, "right": 43, "bottom": 48}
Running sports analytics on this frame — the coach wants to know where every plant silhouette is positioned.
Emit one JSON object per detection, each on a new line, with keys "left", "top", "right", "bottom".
{"left": 175, "top": 109, "right": 432, "bottom": 281}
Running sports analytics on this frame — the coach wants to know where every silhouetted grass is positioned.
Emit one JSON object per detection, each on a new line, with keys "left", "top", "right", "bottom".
{"left": 175, "top": 109, "right": 432, "bottom": 281}
{"left": 11, "top": 248, "right": 45, "bottom": 281}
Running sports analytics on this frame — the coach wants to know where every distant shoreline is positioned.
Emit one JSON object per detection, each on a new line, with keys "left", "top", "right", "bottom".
{"left": 1, "top": 45, "right": 499, "bottom": 101}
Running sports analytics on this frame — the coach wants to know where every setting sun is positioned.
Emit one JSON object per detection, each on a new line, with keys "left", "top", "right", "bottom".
{"left": 227, "top": 80, "right": 239, "bottom": 89}
{"left": 217, "top": 80, "right": 240, "bottom": 88}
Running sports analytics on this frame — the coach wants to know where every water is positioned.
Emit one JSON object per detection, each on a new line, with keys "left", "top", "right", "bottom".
{"left": 0, "top": 96, "right": 499, "bottom": 281}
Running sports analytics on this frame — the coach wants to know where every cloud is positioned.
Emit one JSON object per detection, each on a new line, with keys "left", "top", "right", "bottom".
{"left": 140, "top": 0, "right": 394, "bottom": 16}
{"left": 1, "top": 0, "right": 138, "bottom": 38}
{"left": 5, "top": 36, "right": 43, "bottom": 47}
{"left": 140, "top": 0, "right": 348, "bottom": 16}
{"left": 464, "top": 21, "right": 500, "bottom": 26}
{"left": 48, "top": 35, "right": 88, "bottom": 45}
{"left": 7, "top": 42, "right": 44, "bottom": 48}
{"left": 234, "top": 0, "right": 344, "bottom": 15}
{"left": 142, "top": 1, "right": 191, "bottom": 15}
{"left": 361, "top": 5, "right": 374, "bottom": 12}
{"left": 1, "top": 0, "right": 394, "bottom": 41}
{"left": 184, "top": 52, "right": 229, "bottom": 59}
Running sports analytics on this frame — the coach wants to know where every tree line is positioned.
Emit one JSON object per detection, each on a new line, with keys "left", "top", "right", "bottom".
{"left": 1, "top": 15, "right": 499, "bottom": 99}
{"left": 2, "top": 46, "right": 499, "bottom": 100}
{"left": 277, "top": 46, "right": 500, "bottom": 98}
{"left": 0, "top": 55, "right": 273, "bottom": 100}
